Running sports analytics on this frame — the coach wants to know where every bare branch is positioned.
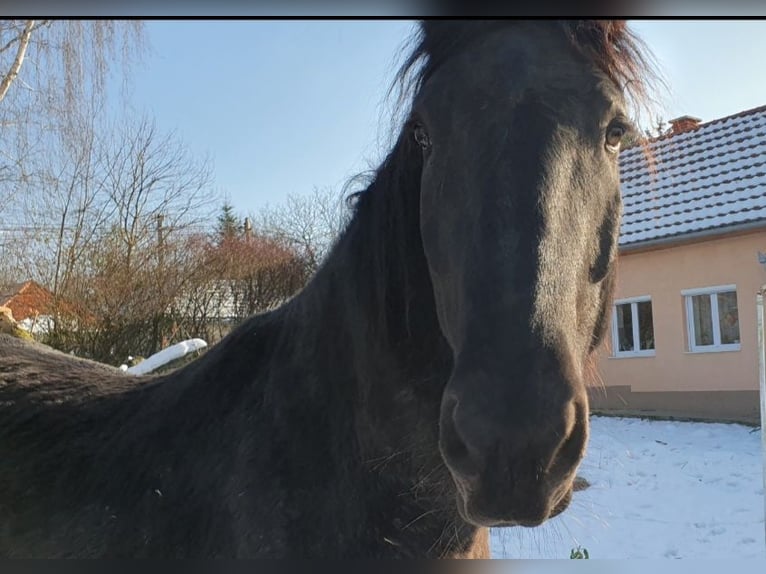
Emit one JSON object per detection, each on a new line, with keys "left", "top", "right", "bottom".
{"left": 256, "top": 186, "right": 350, "bottom": 274}
{"left": 0, "top": 20, "right": 35, "bottom": 105}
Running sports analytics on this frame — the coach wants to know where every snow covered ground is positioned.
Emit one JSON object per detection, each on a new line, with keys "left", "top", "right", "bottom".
{"left": 491, "top": 416, "right": 766, "bottom": 559}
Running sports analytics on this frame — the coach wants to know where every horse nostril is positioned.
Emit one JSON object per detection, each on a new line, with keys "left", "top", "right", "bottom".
{"left": 439, "top": 396, "right": 481, "bottom": 478}
{"left": 550, "top": 402, "right": 588, "bottom": 474}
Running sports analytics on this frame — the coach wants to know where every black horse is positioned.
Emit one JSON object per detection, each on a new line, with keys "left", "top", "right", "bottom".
{"left": 0, "top": 20, "right": 654, "bottom": 558}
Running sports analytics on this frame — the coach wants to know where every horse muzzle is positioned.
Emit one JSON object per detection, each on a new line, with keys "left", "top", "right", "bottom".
{"left": 438, "top": 367, "right": 588, "bottom": 527}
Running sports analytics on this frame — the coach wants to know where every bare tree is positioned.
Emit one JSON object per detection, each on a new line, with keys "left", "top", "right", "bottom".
{"left": 173, "top": 228, "right": 307, "bottom": 344}
{"left": 7, "top": 95, "right": 113, "bottom": 297}
{"left": 81, "top": 114, "right": 215, "bottom": 355}
{"left": 0, "top": 20, "right": 42, "bottom": 105}
{"left": 100, "top": 113, "right": 215, "bottom": 272}
{"left": 21, "top": 112, "right": 219, "bottom": 361}
{"left": 0, "top": 20, "right": 145, "bottom": 114}
{"left": 256, "top": 186, "right": 351, "bottom": 274}
{"left": 0, "top": 20, "right": 146, "bottom": 209}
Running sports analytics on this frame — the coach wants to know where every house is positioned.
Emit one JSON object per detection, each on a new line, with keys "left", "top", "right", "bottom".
{"left": 0, "top": 280, "right": 57, "bottom": 334}
{"left": 590, "top": 105, "right": 766, "bottom": 424}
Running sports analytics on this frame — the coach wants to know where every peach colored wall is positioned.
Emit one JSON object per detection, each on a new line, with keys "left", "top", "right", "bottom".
{"left": 595, "top": 229, "right": 766, "bottom": 393}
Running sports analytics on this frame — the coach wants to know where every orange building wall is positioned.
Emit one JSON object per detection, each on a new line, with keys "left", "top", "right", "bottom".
{"left": 595, "top": 230, "right": 766, "bottom": 397}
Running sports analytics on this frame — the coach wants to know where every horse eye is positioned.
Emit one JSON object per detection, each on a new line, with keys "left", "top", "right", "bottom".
{"left": 413, "top": 124, "right": 431, "bottom": 150}
{"left": 605, "top": 123, "right": 626, "bottom": 151}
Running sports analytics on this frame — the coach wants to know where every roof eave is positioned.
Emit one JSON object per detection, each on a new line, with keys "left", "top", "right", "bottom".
{"left": 619, "top": 219, "right": 766, "bottom": 254}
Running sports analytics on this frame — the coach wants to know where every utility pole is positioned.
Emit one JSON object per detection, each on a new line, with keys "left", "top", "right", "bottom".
{"left": 152, "top": 213, "right": 165, "bottom": 355}
{"left": 156, "top": 213, "right": 165, "bottom": 267}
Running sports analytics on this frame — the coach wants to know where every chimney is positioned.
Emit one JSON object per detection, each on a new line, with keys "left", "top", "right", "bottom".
{"left": 668, "top": 115, "right": 702, "bottom": 135}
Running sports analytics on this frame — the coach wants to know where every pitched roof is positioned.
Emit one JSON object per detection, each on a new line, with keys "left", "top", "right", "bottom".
{"left": 0, "top": 280, "right": 55, "bottom": 321}
{"left": 618, "top": 104, "right": 766, "bottom": 248}
{"left": 0, "top": 281, "right": 32, "bottom": 307}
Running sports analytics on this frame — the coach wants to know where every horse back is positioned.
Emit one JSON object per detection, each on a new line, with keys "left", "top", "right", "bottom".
{"left": 0, "top": 335, "right": 157, "bottom": 555}
{"left": 0, "top": 317, "right": 286, "bottom": 557}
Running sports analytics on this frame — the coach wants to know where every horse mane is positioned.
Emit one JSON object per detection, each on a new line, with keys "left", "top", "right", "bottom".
{"left": 339, "top": 129, "right": 425, "bottom": 349}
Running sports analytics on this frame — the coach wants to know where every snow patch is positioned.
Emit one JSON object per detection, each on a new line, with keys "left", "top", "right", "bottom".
{"left": 491, "top": 416, "right": 766, "bottom": 559}
{"left": 121, "top": 338, "right": 207, "bottom": 376}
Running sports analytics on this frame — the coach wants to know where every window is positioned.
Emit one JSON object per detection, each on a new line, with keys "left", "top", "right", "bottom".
{"left": 682, "top": 285, "right": 740, "bottom": 353}
{"left": 611, "top": 296, "right": 655, "bottom": 357}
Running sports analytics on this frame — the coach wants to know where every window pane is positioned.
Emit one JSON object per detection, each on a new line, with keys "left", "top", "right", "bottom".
{"left": 616, "top": 303, "right": 634, "bottom": 352}
{"left": 636, "top": 300, "right": 655, "bottom": 350}
{"left": 691, "top": 294, "right": 714, "bottom": 346}
{"left": 717, "top": 291, "right": 740, "bottom": 344}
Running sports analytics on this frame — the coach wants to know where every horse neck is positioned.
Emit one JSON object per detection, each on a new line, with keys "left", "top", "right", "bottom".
{"left": 278, "top": 151, "right": 475, "bottom": 557}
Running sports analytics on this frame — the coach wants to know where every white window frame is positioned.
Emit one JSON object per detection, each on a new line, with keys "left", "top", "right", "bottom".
{"left": 611, "top": 295, "right": 655, "bottom": 358}
{"left": 682, "top": 284, "right": 741, "bottom": 354}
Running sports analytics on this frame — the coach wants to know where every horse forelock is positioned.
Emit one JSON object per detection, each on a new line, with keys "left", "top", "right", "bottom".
{"left": 389, "top": 20, "right": 660, "bottom": 124}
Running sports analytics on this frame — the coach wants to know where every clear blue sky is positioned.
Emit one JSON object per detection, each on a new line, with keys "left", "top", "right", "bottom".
{"left": 121, "top": 20, "right": 766, "bottom": 215}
